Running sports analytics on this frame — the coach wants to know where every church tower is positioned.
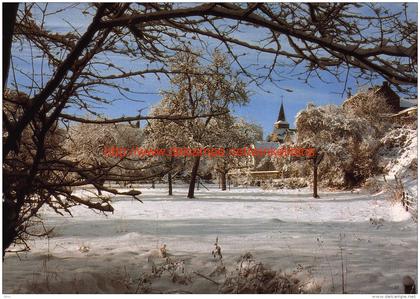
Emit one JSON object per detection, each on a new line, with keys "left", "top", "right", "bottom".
{"left": 268, "top": 100, "right": 290, "bottom": 143}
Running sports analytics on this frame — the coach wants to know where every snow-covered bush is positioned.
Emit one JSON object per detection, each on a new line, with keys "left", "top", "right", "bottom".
{"left": 282, "top": 89, "right": 415, "bottom": 190}
{"left": 262, "top": 178, "right": 308, "bottom": 190}
{"left": 286, "top": 103, "right": 386, "bottom": 188}
{"left": 364, "top": 122, "right": 417, "bottom": 207}
{"left": 377, "top": 127, "right": 417, "bottom": 179}
{"left": 363, "top": 177, "right": 384, "bottom": 194}
{"left": 271, "top": 155, "right": 311, "bottom": 180}
{"left": 343, "top": 89, "right": 394, "bottom": 129}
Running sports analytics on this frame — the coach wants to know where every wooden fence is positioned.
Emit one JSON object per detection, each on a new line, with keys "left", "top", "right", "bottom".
{"left": 395, "top": 175, "right": 417, "bottom": 222}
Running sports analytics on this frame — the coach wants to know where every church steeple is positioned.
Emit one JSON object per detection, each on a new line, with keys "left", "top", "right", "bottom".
{"left": 277, "top": 101, "right": 286, "bottom": 122}
{"left": 268, "top": 99, "right": 290, "bottom": 143}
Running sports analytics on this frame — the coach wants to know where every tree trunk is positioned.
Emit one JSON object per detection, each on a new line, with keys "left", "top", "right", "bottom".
{"left": 3, "top": 0, "right": 23, "bottom": 249}
{"left": 313, "top": 151, "right": 324, "bottom": 198}
{"left": 168, "top": 156, "right": 174, "bottom": 196}
{"left": 168, "top": 171, "right": 172, "bottom": 196}
{"left": 3, "top": 199, "right": 18, "bottom": 257}
{"left": 221, "top": 172, "right": 227, "bottom": 191}
{"left": 3, "top": 7, "right": 19, "bottom": 246}
{"left": 97, "top": 178, "right": 105, "bottom": 195}
{"left": 187, "top": 156, "right": 201, "bottom": 198}
{"left": 313, "top": 158, "right": 319, "bottom": 198}
{"left": 3, "top": 3, "right": 19, "bottom": 90}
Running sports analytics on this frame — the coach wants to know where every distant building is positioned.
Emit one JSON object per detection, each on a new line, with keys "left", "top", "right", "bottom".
{"left": 343, "top": 81, "right": 417, "bottom": 113}
{"left": 228, "top": 101, "right": 298, "bottom": 186}
{"left": 249, "top": 101, "right": 297, "bottom": 171}
{"left": 267, "top": 101, "right": 296, "bottom": 143}
{"left": 250, "top": 141, "right": 278, "bottom": 171}
{"left": 228, "top": 140, "right": 282, "bottom": 186}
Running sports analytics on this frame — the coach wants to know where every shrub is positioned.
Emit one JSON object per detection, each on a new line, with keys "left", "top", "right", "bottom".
{"left": 287, "top": 102, "right": 388, "bottom": 188}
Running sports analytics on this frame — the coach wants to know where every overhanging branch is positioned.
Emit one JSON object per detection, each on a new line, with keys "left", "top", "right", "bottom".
{"left": 59, "top": 110, "right": 229, "bottom": 124}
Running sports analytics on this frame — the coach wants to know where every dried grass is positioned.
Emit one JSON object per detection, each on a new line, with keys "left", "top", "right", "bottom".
{"left": 219, "top": 252, "right": 304, "bottom": 294}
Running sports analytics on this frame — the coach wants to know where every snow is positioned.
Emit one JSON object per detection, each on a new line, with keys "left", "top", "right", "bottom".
{"left": 380, "top": 127, "right": 417, "bottom": 215}
{"left": 3, "top": 185, "right": 417, "bottom": 294}
{"left": 385, "top": 129, "right": 417, "bottom": 180}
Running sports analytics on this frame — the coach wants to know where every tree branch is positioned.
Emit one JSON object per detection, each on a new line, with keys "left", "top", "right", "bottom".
{"left": 59, "top": 110, "right": 229, "bottom": 124}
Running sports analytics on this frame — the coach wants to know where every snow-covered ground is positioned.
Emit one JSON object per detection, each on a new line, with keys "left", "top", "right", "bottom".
{"left": 3, "top": 185, "right": 417, "bottom": 294}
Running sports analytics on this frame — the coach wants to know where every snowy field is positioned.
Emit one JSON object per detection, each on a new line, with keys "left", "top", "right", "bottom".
{"left": 3, "top": 185, "right": 417, "bottom": 294}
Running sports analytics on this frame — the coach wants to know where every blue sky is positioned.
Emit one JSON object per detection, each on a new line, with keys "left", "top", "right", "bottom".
{"left": 10, "top": 3, "right": 417, "bottom": 138}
